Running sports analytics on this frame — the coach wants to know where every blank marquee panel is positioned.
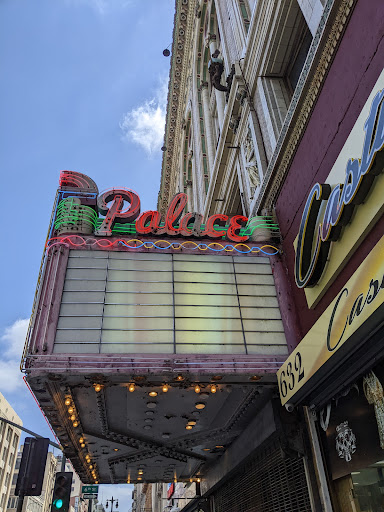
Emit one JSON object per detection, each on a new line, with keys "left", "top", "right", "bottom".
{"left": 54, "top": 250, "right": 287, "bottom": 355}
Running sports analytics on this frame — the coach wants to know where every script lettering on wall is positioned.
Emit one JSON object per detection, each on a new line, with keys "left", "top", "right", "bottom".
{"left": 295, "top": 89, "right": 384, "bottom": 289}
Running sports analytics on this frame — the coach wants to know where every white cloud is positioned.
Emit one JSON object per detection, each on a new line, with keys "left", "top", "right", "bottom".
{"left": 120, "top": 77, "right": 168, "bottom": 156}
{"left": 0, "top": 318, "right": 30, "bottom": 393}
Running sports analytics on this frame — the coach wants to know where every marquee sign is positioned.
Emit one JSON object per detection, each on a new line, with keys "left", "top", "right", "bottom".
{"left": 295, "top": 88, "right": 384, "bottom": 289}
{"left": 278, "top": 234, "right": 384, "bottom": 405}
{"left": 51, "top": 171, "right": 279, "bottom": 247}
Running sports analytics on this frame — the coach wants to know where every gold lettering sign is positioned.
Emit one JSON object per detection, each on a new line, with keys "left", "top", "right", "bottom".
{"left": 278, "top": 235, "right": 384, "bottom": 405}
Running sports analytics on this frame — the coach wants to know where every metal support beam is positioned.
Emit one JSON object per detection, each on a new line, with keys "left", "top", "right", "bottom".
{"left": 0, "top": 416, "right": 61, "bottom": 449}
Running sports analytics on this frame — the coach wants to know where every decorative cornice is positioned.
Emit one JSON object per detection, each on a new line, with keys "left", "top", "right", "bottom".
{"left": 254, "top": 0, "right": 356, "bottom": 215}
{"left": 158, "top": 0, "right": 198, "bottom": 216}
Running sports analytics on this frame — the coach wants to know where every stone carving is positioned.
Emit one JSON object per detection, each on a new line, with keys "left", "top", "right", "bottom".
{"left": 335, "top": 421, "right": 356, "bottom": 462}
{"left": 208, "top": 49, "right": 228, "bottom": 92}
{"left": 244, "top": 127, "right": 260, "bottom": 194}
{"left": 254, "top": 0, "right": 356, "bottom": 215}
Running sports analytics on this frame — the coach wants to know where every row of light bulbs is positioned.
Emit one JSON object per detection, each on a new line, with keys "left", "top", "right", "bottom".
{"left": 64, "top": 396, "right": 79, "bottom": 428}
{"left": 65, "top": 396, "right": 99, "bottom": 483}
{"left": 93, "top": 382, "right": 219, "bottom": 394}
{"left": 85, "top": 453, "right": 98, "bottom": 483}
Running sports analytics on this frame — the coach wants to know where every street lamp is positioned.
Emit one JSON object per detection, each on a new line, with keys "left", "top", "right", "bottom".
{"left": 105, "top": 498, "right": 119, "bottom": 512}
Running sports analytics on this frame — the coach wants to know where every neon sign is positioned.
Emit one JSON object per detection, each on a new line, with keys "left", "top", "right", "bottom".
{"left": 295, "top": 89, "right": 384, "bottom": 289}
{"left": 47, "top": 234, "right": 280, "bottom": 255}
{"left": 55, "top": 172, "right": 279, "bottom": 243}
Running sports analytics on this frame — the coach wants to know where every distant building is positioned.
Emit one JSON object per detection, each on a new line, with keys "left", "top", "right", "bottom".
{"left": 0, "top": 392, "right": 22, "bottom": 512}
{"left": 132, "top": 482, "right": 195, "bottom": 512}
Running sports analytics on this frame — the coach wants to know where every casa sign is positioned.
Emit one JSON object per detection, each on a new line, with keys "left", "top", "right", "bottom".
{"left": 295, "top": 88, "right": 384, "bottom": 289}
{"left": 278, "top": 234, "right": 384, "bottom": 405}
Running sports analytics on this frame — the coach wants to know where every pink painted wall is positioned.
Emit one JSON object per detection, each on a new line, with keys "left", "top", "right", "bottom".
{"left": 275, "top": 0, "right": 384, "bottom": 340}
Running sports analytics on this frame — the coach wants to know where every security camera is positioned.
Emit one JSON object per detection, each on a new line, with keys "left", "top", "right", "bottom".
{"left": 285, "top": 402, "right": 295, "bottom": 413}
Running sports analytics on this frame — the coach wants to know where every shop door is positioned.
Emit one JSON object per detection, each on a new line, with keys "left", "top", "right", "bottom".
{"left": 212, "top": 437, "right": 311, "bottom": 512}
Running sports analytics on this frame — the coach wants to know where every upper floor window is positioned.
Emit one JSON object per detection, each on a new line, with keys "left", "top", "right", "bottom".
{"left": 238, "top": 1, "right": 250, "bottom": 33}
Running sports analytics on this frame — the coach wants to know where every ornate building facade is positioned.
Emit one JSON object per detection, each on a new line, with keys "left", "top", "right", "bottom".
{"left": 158, "top": 0, "right": 324, "bottom": 220}
{"left": 158, "top": 0, "right": 384, "bottom": 511}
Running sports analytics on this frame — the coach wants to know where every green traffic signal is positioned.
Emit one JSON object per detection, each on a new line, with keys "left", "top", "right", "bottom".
{"left": 51, "top": 472, "right": 73, "bottom": 512}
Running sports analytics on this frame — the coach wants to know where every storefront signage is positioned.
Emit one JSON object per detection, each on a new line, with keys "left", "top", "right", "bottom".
{"left": 55, "top": 172, "right": 279, "bottom": 244}
{"left": 96, "top": 189, "right": 250, "bottom": 242}
{"left": 278, "top": 234, "right": 384, "bottom": 405}
{"left": 295, "top": 89, "right": 384, "bottom": 289}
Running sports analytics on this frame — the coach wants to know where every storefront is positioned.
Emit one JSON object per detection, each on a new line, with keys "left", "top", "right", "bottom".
{"left": 278, "top": 233, "right": 384, "bottom": 510}
{"left": 268, "top": 1, "right": 384, "bottom": 510}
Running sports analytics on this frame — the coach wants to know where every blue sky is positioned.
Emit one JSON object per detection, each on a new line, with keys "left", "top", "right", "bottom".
{"left": 0, "top": 0, "right": 174, "bottom": 507}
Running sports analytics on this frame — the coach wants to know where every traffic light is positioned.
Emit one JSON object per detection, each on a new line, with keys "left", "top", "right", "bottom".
{"left": 51, "top": 472, "right": 73, "bottom": 512}
{"left": 15, "top": 437, "right": 49, "bottom": 496}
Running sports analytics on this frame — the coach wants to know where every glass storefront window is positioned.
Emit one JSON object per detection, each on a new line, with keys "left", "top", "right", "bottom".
{"left": 351, "top": 462, "right": 384, "bottom": 512}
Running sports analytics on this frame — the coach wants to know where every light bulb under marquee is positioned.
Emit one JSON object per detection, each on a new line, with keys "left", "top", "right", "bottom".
{"left": 64, "top": 398, "right": 71, "bottom": 406}
{"left": 128, "top": 383, "right": 135, "bottom": 392}
{"left": 195, "top": 402, "right": 205, "bottom": 410}
{"left": 73, "top": 421, "right": 79, "bottom": 427}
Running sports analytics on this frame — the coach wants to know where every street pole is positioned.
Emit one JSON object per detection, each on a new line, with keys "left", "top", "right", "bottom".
{"left": 106, "top": 497, "right": 119, "bottom": 512}
{"left": 0, "top": 416, "right": 64, "bottom": 512}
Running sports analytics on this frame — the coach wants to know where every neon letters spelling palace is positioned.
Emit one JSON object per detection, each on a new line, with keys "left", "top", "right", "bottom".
{"left": 57, "top": 172, "right": 278, "bottom": 243}
{"left": 295, "top": 89, "right": 384, "bottom": 289}
{"left": 96, "top": 189, "right": 249, "bottom": 242}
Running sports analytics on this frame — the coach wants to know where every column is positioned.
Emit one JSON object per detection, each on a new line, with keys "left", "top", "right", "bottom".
{"left": 200, "top": 82, "right": 215, "bottom": 171}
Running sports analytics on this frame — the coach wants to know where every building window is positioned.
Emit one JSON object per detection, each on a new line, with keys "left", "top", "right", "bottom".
{"left": 6, "top": 427, "right": 12, "bottom": 442}
{"left": 256, "top": 0, "right": 313, "bottom": 149}
{"left": 238, "top": 1, "right": 250, "bottom": 33}
{"left": 286, "top": 23, "right": 312, "bottom": 93}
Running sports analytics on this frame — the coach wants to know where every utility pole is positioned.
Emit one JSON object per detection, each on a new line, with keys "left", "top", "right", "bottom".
{"left": 105, "top": 497, "right": 119, "bottom": 512}
{"left": 0, "top": 417, "right": 66, "bottom": 512}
